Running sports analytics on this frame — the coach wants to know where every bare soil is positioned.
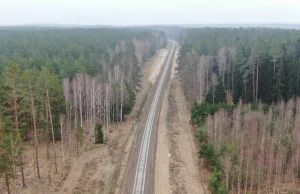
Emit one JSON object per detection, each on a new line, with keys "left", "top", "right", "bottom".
{"left": 154, "top": 81, "right": 171, "bottom": 194}
{"left": 1, "top": 49, "right": 168, "bottom": 194}
{"left": 147, "top": 49, "right": 168, "bottom": 84}
{"left": 59, "top": 122, "right": 132, "bottom": 194}
{"left": 154, "top": 47, "right": 207, "bottom": 194}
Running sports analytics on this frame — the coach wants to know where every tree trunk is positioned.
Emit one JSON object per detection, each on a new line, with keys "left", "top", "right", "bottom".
{"left": 273, "top": 58, "right": 276, "bottom": 84}
{"left": 213, "top": 77, "right": 215, "bottom": 105}
{"left": 231, "top": 60, "right": 235, "bottom": 95}
{"left": 30, "top": 81, "right": 40, "bottom": 178}
{"left": 198, "top": 63, "right": 202, "bottom": 103}
{"left": 46, "top": 80, "right": 58, "bottom": 173}
{"left": 244, "top": 78, "right": 247, "bottom": 104}
{"left": 68, "top": 106, "right": 72, "bottom": 157}
{"left": 256, "top": 58, "right": 259, "bottom": 103}
{"left": 13, "top": 96, "right": 19, "bottom": 130}
{"left": 12, "top": 82, "right": 25, "bottom": 183}
{"left": 206, "top": 59, "right": 209, "bottom": 93}
{"left": 10, "top": 133, "right": 16, "bottom": 177}
{"left": 244, "top": 150, "right": 250, "bottom": 194}
{"left": 5, "top": 170, "right": 10, "bottom": 194}
{"left": 120, "top": 81, "right": 123, "bottom": 122}
{"left": 20, "top": 155, "right": 25, "bottom": 187}
{"left": 237, "top": 134, "right": 244, "bottom": 194}
{"left": 120, "top": 73, "right": 124, "bottom": 123}
{"left": 79, "top": 88, "right": 83, "bottom": 128}
{"left": 59, "top": 116, "right": 65, "bottom": 172}
{"left": 253, "top": 66, "right": 255, "bottom": 103}
{"left": 46, "top": 100, "right": 50, "bottom": 159}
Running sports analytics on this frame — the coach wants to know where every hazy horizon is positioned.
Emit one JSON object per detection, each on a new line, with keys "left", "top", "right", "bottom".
{"left": 1, "top": 0, "right": 300, "bottom": 26}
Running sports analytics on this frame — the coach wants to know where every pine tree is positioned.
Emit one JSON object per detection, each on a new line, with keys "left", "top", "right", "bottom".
{"left": 206, "top": 77, "right": 226, "bottom": 104}
{"left": 95, "top": 123, "right": 104, "bottom": 144}
{"left": 0, "top": 130, "right": 14, "bottom": 194}
{"left": 36, "top": 67, "right": 63, "bottom": 173}
{"left": 21, "top": 69, "right": 40, "bottom": 178}
{"left": 3, "top": 62, "right": 26, "bottom": 187}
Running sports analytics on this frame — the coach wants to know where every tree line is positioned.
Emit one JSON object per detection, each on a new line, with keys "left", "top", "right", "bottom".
{"left": 0, "top": 27, "right": 167, "bottom": 193}
{"left": 177, "top": 27, "right": 300, "bottom": 104}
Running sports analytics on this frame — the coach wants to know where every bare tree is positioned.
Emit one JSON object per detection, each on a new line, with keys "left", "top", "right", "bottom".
{"left": 29, "top": 76, "right": 40, "bottom": 178}
{"left": 59, "top": 114, "right": 65, "bottom": 175}
{"left": 63, "top": 78, "right": 72, "bottom": 156}
{"left": 45, "top": 74, "right": 58, "bottom": 173}
{"left": 120, "top": 72, "right": 124, "bottom": 122}
{"left": 228, "top": 47, "right": 236, "bottom": 93}
{"left": 76, "top": 73, "right": 85, "bottom": 128}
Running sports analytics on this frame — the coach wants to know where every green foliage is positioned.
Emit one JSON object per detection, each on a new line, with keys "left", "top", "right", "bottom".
{"left": 95, "top": 124, "right": 104, "bottom": 144}
{"left": 198, "top": 138, "right": 225, "bottom": 193}
{"left": 0, "top": 131, "right": 14, "bottom": 192}
{"left": 209, "top": 169, "right": 228, "bottom": 194}
{"left": 0, "top": 116, "right": 16, "bottom": 193}
{"left": 122, "top": 82, "right": 136, "bottom": 116}
{"left": 199, "top": 142, "right": 215, "bottom": 165}
{"left": 191, "top": 102, "right": 235, "bottom": 126}
{"left": 0, "top": 132, "right": 13, "bottom": 173}
{"left": 75, "top": 126, "right": 83, "bottom": 147}
{"left": 0, "top": 28, "right": 166, "bottom": 78}
{"left": 205, "top": 78, "right": 226, "bottom": 104}
{"left": 36, "top": 67, "right": 65, "bottom": 138}
{"left": 282, "top": 132, "right": 292, "bottom": 146}
{"left": 199, "top": 142, "right": 222, "bottom": 170}
{"left": 195, "top": 126, "right": 207, "bottom": 143}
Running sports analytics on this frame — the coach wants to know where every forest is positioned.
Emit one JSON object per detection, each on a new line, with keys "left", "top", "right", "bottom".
{"left": 178, "top": 27, "right": 300, "bottom": 104}
{"left": 0, "top": 27, "right": 167, "bottom": 193}
{"left": 178, "top": 28, "right": 300, "bottom": 193}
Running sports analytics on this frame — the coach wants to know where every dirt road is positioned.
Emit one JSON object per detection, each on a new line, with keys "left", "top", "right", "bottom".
{"left": 121, "top": 40, "right": 176, "bottom": 194}
{"left": 154, "top": 44, "right": 207, "bottom": 194}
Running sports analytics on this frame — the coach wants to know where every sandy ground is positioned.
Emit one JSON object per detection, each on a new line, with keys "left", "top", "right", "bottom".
{"left": 154, "top": 46, "right": 207, "bottom": 194}
{"left": 6, "top": 142, "right": 71, "bottom": 194}
{"left": 5, "top": 122, "right": 134, "bottom": 194}
{"left": 154, "top": 78, "right": 171, "bottom": 194}
{"left": 147, "top": 49, "right": 168, "bottom": 84}
{"left": 0, "top": 48, "right": 168, "bottom": 194}
{"left": 58, "top": 121, "right": 132, "bottom": 194}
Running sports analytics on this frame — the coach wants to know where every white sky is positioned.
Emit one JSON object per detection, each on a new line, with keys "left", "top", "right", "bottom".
{"left": 0, "top": 0, "right": 299, "bottom": 26}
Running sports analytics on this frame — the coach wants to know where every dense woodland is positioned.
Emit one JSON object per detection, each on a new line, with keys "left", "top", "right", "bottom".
{"left": 178, "top": 28, "right": 300, "bottom": 104}
{"left": 179, "top": 28, "right": 300, "bottom": 193}
{"left": 0, "top": 27, "right": 166, "bottom": 192}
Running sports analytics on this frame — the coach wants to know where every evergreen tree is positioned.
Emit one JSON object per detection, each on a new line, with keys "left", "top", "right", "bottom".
{"left": 95, "top": 123, "right": 104, "bottom": 144}
{"left": 0, "top": 129, "right": 14, "bottom": 194}
{"left": 20, "top": 69, "right": 40, "bottom": 178}
{"left": 205, "top": 77, "right": 226, "bottom": 104}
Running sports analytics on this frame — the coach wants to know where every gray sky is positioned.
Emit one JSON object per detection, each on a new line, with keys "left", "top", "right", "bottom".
{"left": 0, "top": 0, "right": 299, "bottom": 26}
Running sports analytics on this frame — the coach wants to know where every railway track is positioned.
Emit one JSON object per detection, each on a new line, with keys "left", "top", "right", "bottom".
{"left": 131, "top": 40, "right": 175, "bottom": 194}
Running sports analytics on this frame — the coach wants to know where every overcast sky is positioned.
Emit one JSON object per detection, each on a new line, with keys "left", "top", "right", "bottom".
{"left": 0, "top": 0, "right": 299, "bottom": 26}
